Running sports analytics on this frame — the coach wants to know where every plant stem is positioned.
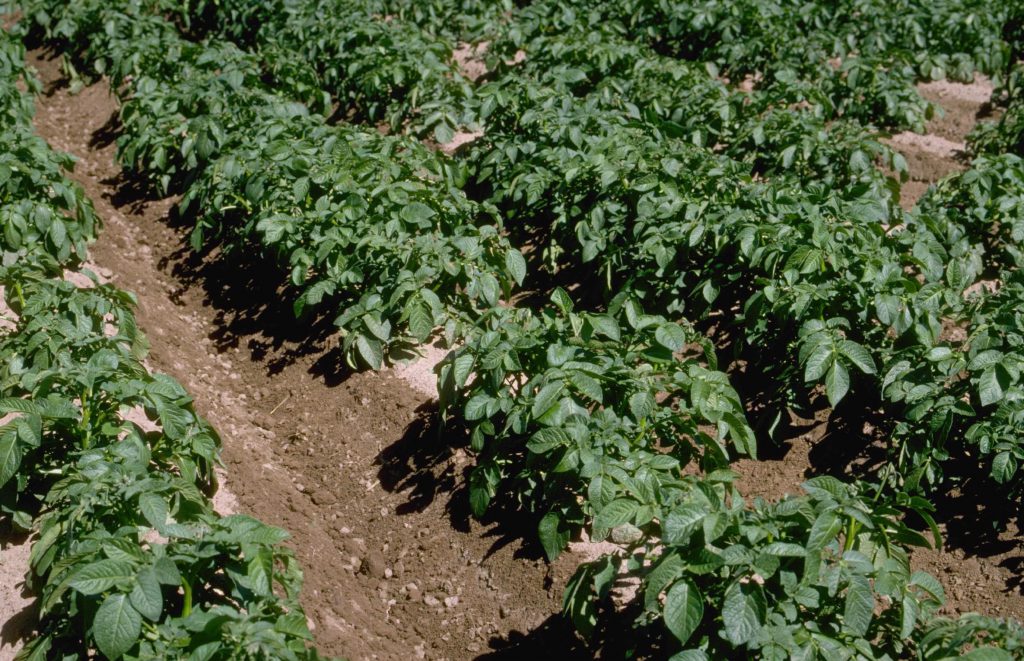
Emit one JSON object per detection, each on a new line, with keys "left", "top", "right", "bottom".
{"left": 182, "top": 579, "right": 193, "bottom": 617}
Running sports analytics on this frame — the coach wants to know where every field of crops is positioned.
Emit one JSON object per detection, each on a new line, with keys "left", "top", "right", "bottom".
{"left": 2, "top": 0, "right": 1024, "bottom": 658}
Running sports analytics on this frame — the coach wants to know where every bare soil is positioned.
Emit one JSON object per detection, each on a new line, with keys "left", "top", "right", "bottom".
{"left": 890, "top": 76, "right": 998, "bottom": 209}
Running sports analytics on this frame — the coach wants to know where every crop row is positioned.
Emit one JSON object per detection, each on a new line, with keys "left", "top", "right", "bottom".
{"left": 173, "top": 0, "right": 1024, "bottom": 654}
{"left": 178, "top": 0, "right": 1024, "bottom": 517}
{"left": 0, "top": 26, "right": 330, "bottom": 661}
{"left": 11, "top": 0, "right": 1024, "bottom": 658}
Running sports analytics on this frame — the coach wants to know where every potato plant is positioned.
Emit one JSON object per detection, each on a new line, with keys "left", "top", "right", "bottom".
{"left": 438, "top": 290, "right": 754, "bottom": 557}
{"left": 0, "top": 28, "right": 330, "bottom": 658}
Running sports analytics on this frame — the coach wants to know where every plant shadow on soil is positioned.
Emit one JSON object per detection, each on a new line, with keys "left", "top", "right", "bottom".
{"left": 474, "top": 607, "right": 677, "bottom": 660}
{"left": 82, "top": 108, "right": 354, "bottom": 383}
{"left": 99, "top": 189, "right": 352, "bottom": 385}
{"left": 376, "top": 403, "right": 551, "bottom": 561}
{"left": 0, "top": 527, "right": 37, "bottom": 654}
{"left": 376, "top": 410, "right": 686, "bottom": 657}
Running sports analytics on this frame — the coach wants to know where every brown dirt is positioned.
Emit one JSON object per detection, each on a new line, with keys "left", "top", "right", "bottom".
{"left": 0, "top": 537, "right": 33, "bottom": 661}
{"left": 9, "top": 48, "right": 591, "bottom": 661}
{"left": 452, "top": 42, "right": 488, "bottom": 83}
{"left": 889, "top": 76, "right": 996, "bottom": 209}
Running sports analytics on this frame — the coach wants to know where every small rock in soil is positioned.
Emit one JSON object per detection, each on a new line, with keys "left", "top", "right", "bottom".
{"left": 423, "top": 595, "right": 441, "bottom": 608}
{"left": 360, "top": 554, "right": 387, "bottom": 579}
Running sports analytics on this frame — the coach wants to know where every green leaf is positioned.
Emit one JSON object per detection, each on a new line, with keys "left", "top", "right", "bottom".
{"left": 991, "top": 451, "right": 1016, "bottom": 484}
{"left": 628, "top": 392, "right": 655, "bottom": 422}
{"left": 839, "top": 340, "right": 876, "bottom": 374}
{"left": 93, "top": 593, "right": 142, "bottom": 659}
{"left": 570, "top": 372, "right": 603, "bottom": 403}
{"left": 407, "top": 300, "right": 434, "bottom": 342}
{"left": 505, "top": 249, "right": 527, "bottom": 286}
{"left": 550, "top": 288, "right": 574, "bottom": 314}
{"left": 594, "top": 499, "right": 638, "bottom": 530}
{"left": 900, "top": 594, "right": 919, "bottom": 639}
{"left": 452, "top": 354, "right": 474, "bottom": 389}
{"left": 69, "top": 559, "right": 136, "bottom": 595}
{"left": 669, "top": 652, "right": 709, "bottom": 661}
{"left": 152, "top": 557, "right": 181, "bottom": 586}
{"left": 538, "top": 511, "right": 571, "bottom": 561}
{"left": 547, "top": 344, "right": 575, "bottom": 367}
{"left": 978, "top": 365, "right": 1010, "bottom": 407}
{"left": 478, "top": 273, "right": 500, "bottom": 306}
{"left": 663, "top": 579, "right": 703, "bottom": 644}
{"left": 843, "top": 575, "right": 874, "bottom": 637}
{"left": 803, "top": 475, "right": 848, "bottom": 500}
{"left": 531, "top": 382, "right": 564, "bottom": 419}
{"left": 762, "top": 542, "right": 806, "bottom": 557}
{"left": 468, "top": 469, "right": 493, "bottom": 518}
{"left": 804, "top": 345, "right": 832, "bottom": 382}
{"left": 400, "top": 202, "right": 436, "bottom": 225}
{"left": 527, "top": 428, "right": 570, "bottom": 454}
{"left": 355, "top": 335, "right": 384, "bottom": 370}
{"left": 363, "top": 314, "right": 391, "bottom": 342}
{"left": 128, "top": 568, "right": 162, "bottom": 622}
{"left": 655, "top": 324, "right": 688, "bottom": 352}
{"left": 722, "top": 580, "right": 765, "bottom": 645}
{"left": 826, "top": 361, "right": 850, "bottom": 407}
{"left": 464, "top": 394, "right": 491, "bottom": 421}
{"left": 433, "top": 122, "right": 455, "bottom": 145}
{"left": 644, "top": 553, "right": 685, "bottom": 611}
{"left": 806, "top": 511, "right": 843, "bottom": 551}
{"left": 138, "top": 493, "right": 167, "bottom": 530}
{"left": 663, "top": 504, "right": 706, "bottom": 545}
{"left": 0, "top": 431, "right": 22, "bottom": 488}
{"left": 588, "top": 314, "right": 621, "bottom": 341}
{"left": 247, "top": 547, "right": 274, "bottom": 596}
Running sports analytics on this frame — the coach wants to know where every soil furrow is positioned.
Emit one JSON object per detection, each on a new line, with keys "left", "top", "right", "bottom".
{"left": 20, "top": 48, "right": 579, "bottom": 661}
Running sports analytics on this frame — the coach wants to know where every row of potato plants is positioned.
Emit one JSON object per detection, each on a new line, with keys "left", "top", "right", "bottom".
{"left": 323, "top": 0, "right": 1024, "bottom": 516}
{"left": 491, "top": 0, "right": 1024, "bottom": 501}
{"left": 165, "top": 0, "right": 1024, "bottom": 502}
{"left": 176, "top": 0, "right": 1017, "bottom": 182}
{"left": 497, "top": 0, "right": 1017, "bottom": 128}
{"left": 173, "top": 0, "right": 1024, "bottom": 654}
{"left": 463, "top": 67, "right": 1024, "bottom": 498}
{"left": 0, "top": 26, "right": 330, "bottom": 660}
{"left": 168, "top": 0, "right": 912, "bottom": 197}
{"left": 16, "top": 0, "right": 524, "bottom": 369}
{"left": 13, "top": 0, "right": 1024, "bottom": 657}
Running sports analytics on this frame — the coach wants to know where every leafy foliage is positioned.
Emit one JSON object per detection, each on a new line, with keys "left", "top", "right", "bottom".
{"left": 10, "top": 0, "right": 1024, "bottom": 656}
{"left": 438, "top": 291, "right": 754, "bottom": 555}
{"left": 568, "top": 475, "right": 944, "bottom": 658}
{"left": 20, "top": 0, "right": 522, "bottom": 369}
{"left": 0, "top": 24, "right": 329, "bottom": 660}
